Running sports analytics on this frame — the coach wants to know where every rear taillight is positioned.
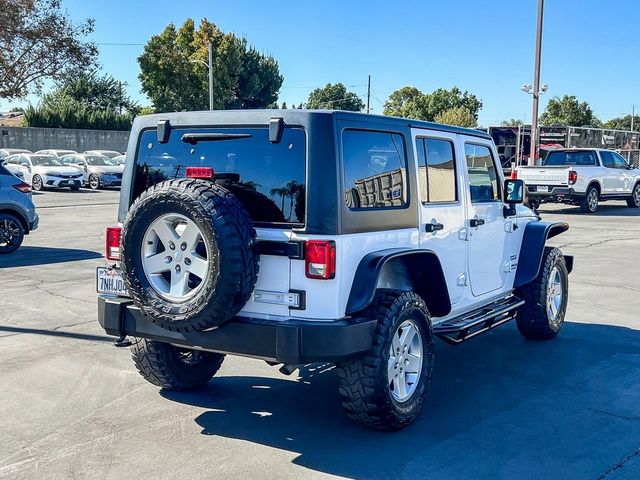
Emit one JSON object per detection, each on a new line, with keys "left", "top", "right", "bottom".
{"left": 305, "top": 240, "right": 336, "bottom": 280}
{"left": 511, "top": 169, "right": 518, "bottom": 179}
{"left": 12, "top": 182, "right": 31, "bottom": 193}
{"left": 186, "top": 167, "right": 214, "bottom": 179}
{"left": 106, "top": 226, "right": 122, "bottom": 261}
{"left": 568, "top": 171, "right": 578, "bottom": 185}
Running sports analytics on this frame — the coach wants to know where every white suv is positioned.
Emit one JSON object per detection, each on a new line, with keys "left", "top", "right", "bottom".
{"left": 97, "top": 111, "right": 574, "bottom": 430}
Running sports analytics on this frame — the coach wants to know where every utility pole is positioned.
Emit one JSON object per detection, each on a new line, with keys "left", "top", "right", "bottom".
{"left": 366, "top": 75, "right": 371, "bottom": 114}
{"left": 207, "top": 42, "right": 214, "bottom": 111}
{"left": 632, "top": 105, "right": 635, "bottom": 131}
{"left": 529, "top": 0, "right": 545, "bottom": 166}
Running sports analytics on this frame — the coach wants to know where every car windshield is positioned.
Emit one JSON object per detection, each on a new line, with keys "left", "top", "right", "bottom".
{"left": 86, "top": 155, "right": 115, "bottom": 166}
{"left": 31, "top": 155, "right": 63, "bottom": 166}
{"left": 544, "top": 151, "right": 596, "bottom": 166}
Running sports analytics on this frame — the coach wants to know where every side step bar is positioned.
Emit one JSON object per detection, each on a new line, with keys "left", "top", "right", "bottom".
{"left": 433, "top": 296, "right": 525, "bottom": 345}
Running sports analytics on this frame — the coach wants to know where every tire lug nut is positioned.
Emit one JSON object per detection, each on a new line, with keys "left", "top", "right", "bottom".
{"left": 175, "top": 265, "right": 181, "bottom": 273}
{"left": 169, "top": 242, "right": 175, "bottom": 250}
{"left": 181, "top": 242, "right": 187, "bottom": 251}
{"left": 184, "top": 258, "right": 191, "bottom": 266}
{"left": 166, "top": 256, "right": 172, "bottom": 263}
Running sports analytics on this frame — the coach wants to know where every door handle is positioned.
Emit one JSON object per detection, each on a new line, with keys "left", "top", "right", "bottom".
{"left": 470, "top": 218, "right": 485, "bottom": 228}
{"left": 425, "top": 222, "right": 444, "bottom": 233}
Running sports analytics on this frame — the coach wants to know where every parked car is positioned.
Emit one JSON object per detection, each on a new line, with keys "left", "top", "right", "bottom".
{"left": 61, "top": 153, "right": 124, "bottom": 189}
{"left": 97, "top": 110, "right": 573, "bottom": 431}
{"left": 83, "top": 149, "right": 122, "bottom": 159}
{"left": 0, "top": 163, "right": 38, "bottom": 253}
{"left": 515, "top": 148, "right": 640, "bottom": 212}
{"left": 111, "top": 154, "right": 126, "bottom": 166}
{"left": 35, "top": 149, "right": 78, "bottom": 158}
{"left": 3, "top": 153, "right": 84, "bottom": 191}
{"left": 0, "top": 148, "right": 32, "bottom": 161}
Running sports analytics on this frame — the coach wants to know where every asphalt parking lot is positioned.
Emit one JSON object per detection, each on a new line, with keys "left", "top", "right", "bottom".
{"left": 0, "top": 191, "right": 639, "bottom": 480}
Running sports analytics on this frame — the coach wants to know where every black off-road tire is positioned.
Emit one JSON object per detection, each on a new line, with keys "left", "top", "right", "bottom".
{"left": 515, "top": 247, "right": 569, "bottom": 340}
{"left": 131, "top": 337, "right": 224, "bottom": 390}
{"left": 121, "top": 179, "right": 259, "bottom": 332}
{"left": 626, "top": 182, "right": 640, "bottom": 208}
{"left": 335, "top": 290, "right": 434, "bottom": 431}
{"left": 0, "top": 213, "right": 24, "bottom": 254}
{"left": 579, "top": 185, "right": 599, "bottom": 213}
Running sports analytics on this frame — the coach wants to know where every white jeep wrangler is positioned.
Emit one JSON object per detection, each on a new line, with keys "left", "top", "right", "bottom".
{"left": 97, "top": 110, "right": 573, "bottom": 430}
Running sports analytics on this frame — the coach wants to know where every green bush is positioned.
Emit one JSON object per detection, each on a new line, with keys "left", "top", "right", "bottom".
{"left": 24, "top": 97, "right": 133, "bottom": 130}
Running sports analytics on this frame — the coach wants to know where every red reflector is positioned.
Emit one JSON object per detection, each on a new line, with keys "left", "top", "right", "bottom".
{"left": 568, "top": 171, "right": 578, "bottom": 185}
{"left": 511, "top": 169, "right": 518, "bottom": 180}
{"left": 106, "top": 226, "right": 122, "bottom": 261}
{"left": 305, "top": 240, "right": 336, "bottom": 280}
{"left": 186, "top": 167, "right": 214, "bottom": 179}
{"left": 12, "top": 182, "right": 31, "bottom": 193}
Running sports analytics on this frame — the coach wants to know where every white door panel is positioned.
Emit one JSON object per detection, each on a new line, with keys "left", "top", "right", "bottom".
{"left": 412, "top": 130, "right": 467, "bottom": 305}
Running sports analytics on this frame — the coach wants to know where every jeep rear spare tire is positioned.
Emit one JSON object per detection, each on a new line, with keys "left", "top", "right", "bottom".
{"left": 121, "top": 179, "right": 259, "bottom": 332}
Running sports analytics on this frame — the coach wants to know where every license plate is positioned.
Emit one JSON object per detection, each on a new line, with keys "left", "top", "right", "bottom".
{"left": 537, "top": 186, "right": 549, "bottom": 193}
{"left": 96, "top": 267, "right": 128, "bottom": 296}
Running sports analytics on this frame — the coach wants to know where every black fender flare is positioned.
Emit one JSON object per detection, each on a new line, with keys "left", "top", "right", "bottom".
{"left": 346, "top": 248, "right": 452, "bottom": 317}
{"left": 513, "top": 221, "right": 573, "bottom": 288}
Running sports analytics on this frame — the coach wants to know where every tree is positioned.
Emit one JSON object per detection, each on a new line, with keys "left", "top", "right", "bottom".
{"left": 540, "top": 95, "right": 601, "bottom": 127}
{"left": 138, "top": 18, "right": 283, "bottom": 112}
{"left": 501, "top": 118, "right": 524, "bottom": 127}
{"left": 383, "top": 86, "right": 482, "bottom": 122}
{"left": 305, "top": 83, "right": 364, "bottom": 111}
{"left": 281, "top": 101, "right": 287, "bottom": 109}
{"left": 603, "top": 114, "right": 640, "bottom": 131}
{"left": 24, "top": 71, "right": 138, "bottom": 130}
{"left": 434, "top": 106, "right": 477, "bottom": 128}
{"left": 0, "top": 0, "right": 97, "bottom": 101}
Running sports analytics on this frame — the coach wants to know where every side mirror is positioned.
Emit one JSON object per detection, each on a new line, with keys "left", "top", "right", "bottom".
{"left": 504, "top": 179, "right": 524, "bottom": 204}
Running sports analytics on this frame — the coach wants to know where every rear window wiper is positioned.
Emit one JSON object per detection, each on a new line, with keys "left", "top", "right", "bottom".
{"left": 181, "top": 133, "right": 252, "bottom": 145}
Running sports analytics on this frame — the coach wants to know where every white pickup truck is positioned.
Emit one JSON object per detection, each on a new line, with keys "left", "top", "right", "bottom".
{"left": 516, "top": 148, "right": 640, "bottom": 213}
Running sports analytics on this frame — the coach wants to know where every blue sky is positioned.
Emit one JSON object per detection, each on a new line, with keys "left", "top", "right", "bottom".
{"left": 6, "top": 0, "right": 640, "bottom": 125}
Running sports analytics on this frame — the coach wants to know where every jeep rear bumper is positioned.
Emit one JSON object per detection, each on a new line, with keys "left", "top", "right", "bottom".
{"left": 98, "top": 296, "right": 376, "bottom": 364}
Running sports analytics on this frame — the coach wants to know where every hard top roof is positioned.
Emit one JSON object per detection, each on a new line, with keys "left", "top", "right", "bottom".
{"left": 134, "top": 109, "right": 491, "bottom": 140}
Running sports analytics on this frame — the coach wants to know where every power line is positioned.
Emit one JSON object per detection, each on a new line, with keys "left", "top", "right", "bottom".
{"left": 96, "top": 42, "right": 144, "bottom": 46}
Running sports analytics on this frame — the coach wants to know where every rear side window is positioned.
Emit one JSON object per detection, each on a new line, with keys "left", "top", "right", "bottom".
{"left": 416, "top": 138, "right": 457, "bottom": 203}
{"left": 133, "top": 127, "right": 306, "bottom": 226}
{"left": 465, "top": 144, "right": 500, "bottom": 202}
{"left": 342, "top": 130, "right": 407, "bottom": 209}
{"left": 545, "top": 151, "right": 597, "bottom": 166}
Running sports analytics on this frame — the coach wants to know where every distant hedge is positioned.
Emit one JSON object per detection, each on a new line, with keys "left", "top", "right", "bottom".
{"left": 24, "top": 103, "right": 133, "bottom": 130}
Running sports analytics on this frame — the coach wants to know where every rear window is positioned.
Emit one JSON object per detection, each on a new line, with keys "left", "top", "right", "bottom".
{"left": 544, "top": 151, "right": 596, "bottom": 166}
{"left": 133, "top": 127, "right": 306, "bottom": 227}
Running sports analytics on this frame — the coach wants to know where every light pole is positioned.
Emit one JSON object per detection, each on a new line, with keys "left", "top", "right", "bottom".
{"left": 527, "top": 0, "right": 545, "bottom": 166}
{"left": 189, "top": 42, "right": 214, "bottom": 111}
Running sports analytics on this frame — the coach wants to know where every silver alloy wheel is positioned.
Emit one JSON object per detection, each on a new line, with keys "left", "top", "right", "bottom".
{"left": 141, "top": 213, "right": 210, "bottom": 303}
{"left": 32, "top": 175, "right": 42, "bottom": 191}
{"left": 633, "top": 185, "right": 640, "bottom": 206}
{"left": 588, "top": 189, "right": 598, "bottom": 211}
{"left": 546, "top": 266, "right": 563, "bottom": 324}
{"left": 89, "top": 175, "right": 100, "bottom": 189}
{"left": 388, "top": 319, "right": 423, "bottom": 403}
{"left": 0, "top": 218, "right": 20, "bottom": 247}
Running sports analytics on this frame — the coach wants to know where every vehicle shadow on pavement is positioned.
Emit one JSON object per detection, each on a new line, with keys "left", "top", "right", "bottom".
{"left": 0, "top": 246, "right": 102, "bottom": 268}
{"left": 161, "top": 322, "right": 640, "bottom": 480}
{"left": 539, "top": 204, "right": 640, "bottom": 217}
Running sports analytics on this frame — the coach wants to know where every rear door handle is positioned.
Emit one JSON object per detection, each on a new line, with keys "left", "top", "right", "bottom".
{"left": 425, "top": 222, "right": 444, "bottom": 233}
{"left": 470, "top": 218, "right": 485, "bottom": 228}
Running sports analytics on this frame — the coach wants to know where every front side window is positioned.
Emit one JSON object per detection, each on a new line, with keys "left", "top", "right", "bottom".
{"left": 416, "top": 138, "right": 457, "bottom": 203}
{"left": 134, "top": 127, "right": 306, "bottom": 226}
{"left": 343, "top": 130, "right": 407, "bottom": 209}
{"left": 612, "top": 152, "right": 629, "bottom": 169}
{"left": 465, "top": 144, "right": 500, "bottom": 202}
